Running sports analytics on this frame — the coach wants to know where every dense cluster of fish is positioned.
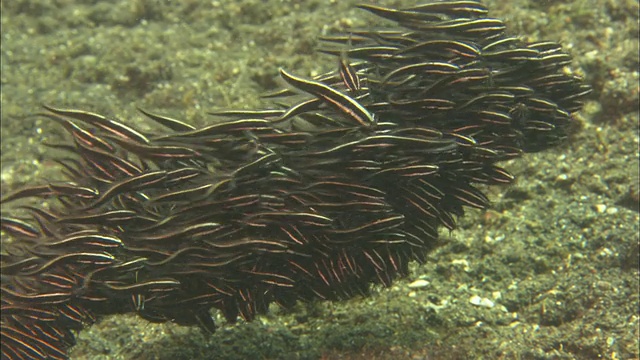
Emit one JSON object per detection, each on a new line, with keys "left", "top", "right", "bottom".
{"left": 0, "top": 1, "right": 590, "bottom": 359}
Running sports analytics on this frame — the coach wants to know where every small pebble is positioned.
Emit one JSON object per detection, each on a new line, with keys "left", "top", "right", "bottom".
{"left": 408, "top": 279, "right": 430, "bottom": 289}
{"left": 451, "top": 259, "right": 470, "bottom": 272}
{"left": 594, "top": 204, "right": 607, "bottom": 213}
{"left": 469, "top": 295, "right": 495, "bottom": 308}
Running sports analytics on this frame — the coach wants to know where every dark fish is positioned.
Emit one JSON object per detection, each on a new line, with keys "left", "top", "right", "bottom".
{"left": 307, "top": 200, "right": 389, "bottom": 213}
{"left": 2, "top": 325, "right": 63, "bottom": 360}
{"left": 0, "top": 257, "right": 42, "bottom": 275}
{"left": 403, "top": 18, "right": 506, "bottom": 36}
{"left": 245, "top": 211, "right": 333, "bottom": 227}
{"left": 1, "top": 306, "right": 58, "bottom": 322}
{"left": 1, "top": 287, "right": 71, "bottom": 304}
{"left": 362, "top": 249, "right": 386, "bottom": 272}
{"left": 39, "top": 112, "right": 114, "bottom": 152}
{"left": 457, "top": 91, "right": 515, "bottom": 110}
{"left": 381, "top": 61, "right": 460, "bottom": 88}
{"left": 138, "top": 107, "right": 196, "bottom": 131}
{"left": 447, "top": 132, "right": 477, "bottom": 146}
{"left": 338, "top": 54, "right": 362, "bottom": 93}
{"left": 477, "top": 110, "right": 512, "bottom": 125}
{"left": 58, "top": 303, "right": 90, "bottom": 325}
{"left": 279, "top": 69, "right": 376, "bottom": 128}
{"left": 525, "top": 97, "right": 560, "bottom": 112}
{"left": 147, "top": 183, "right": 214, "bottom": 204}
{"left": 164, "top": 167, "right": 205, "bottom": 186}
{"left": 82, "top": 170, "right": 168, "bottom": 210}
{"left": 367, "top": 164, "right": 439, "bottom": 179}
{"left": 343, "top": 45, "right": 402, "bottom": 62}
{"left": 482, "top": 47, "right": 540, "bottom": 61}
{"left": 438, "top": 209, "right": 457, "bottom": 230}
{"left": 193, "top": 311, "right": 217, "bottom": 334}
{"left": 450, "top": 185, "right": 489, "bottom": 209}
{"left": 523, "top": 120, "right": 556, "bottom": 131}
{"left": 48, "top": 183, "right": 99, "bottom": 200}
{"left": 401, "top": 190, "right": 439, "bottom": 219}
{"left": 208, "top": 109, "right": 285, "bottom": 119}
{"left": 103, "top": 134, "right": 201, "bottom": 160}
{"left": 71, "top": 138, "right": 144, "bottom": 180}
{"left": 43, "top": 105, "right": 150, "bottom": 144}
{"left": 272, "top": 98, "right": 322, "bottom": 123}
{"left": 38, "top": 273, "right": 77, "bottom": 290}
{"left": 17, "top": 207, "right": 60, "bottom": 238}
{"left": 233, "top": 151, "right": 281, "bottom": 178}
{"left": 103, "top": 279, "right": 181, "bottom": 292}
{"left": 188, "top": 253, "right": 251, "bottom": 270}
{"left": 135, "top": 222, "right": 221, "bottom": 243}
{"left": 481, "top": 36, "right": 521, "bottom": 51}
{"left": 155, "top": 119, "right": 273, "bottom": 140}
{"left": 243, "top": 269, "right": 295, "bottom": 288}
{"left": 538, "top": 52, "right": 573, "bottom": 68}
{"left": 356, "top": 4, "right": 442, "bottom": 22}
{"left": 1, "top": 185, "right": 56, "bottom": 204}
{"left": 487, "top": 166, "right": 515, "bottom": 184}
{"left": 18, "top": 252, "right": 116, "bottom": 276}
{"left": 36, "top": 233, "right": 123, "bottom": 249}
{"left": 255, "top": 131, "right": 313, "bottom": 146}
{"left": 406, "top": 1, "right": 489, "bottom": 17}
{"left": 318, "top": 33, "right": 370, "bottom": 45}
{"left": 1, "top": 217, "right": 41, "bottom": 238}
{"left": 329, "top": 214, "right": 404, "bottom": 234}
{"left": 388, "top": 97, "right": 456, "bottom": 111}
{"left": 396, "top": 40, "right": 480, "bottom": 58}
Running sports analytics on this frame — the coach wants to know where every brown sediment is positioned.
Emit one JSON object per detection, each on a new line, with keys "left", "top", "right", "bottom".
{"left": 0, "top": 1, "right": 603, "bottom": 359}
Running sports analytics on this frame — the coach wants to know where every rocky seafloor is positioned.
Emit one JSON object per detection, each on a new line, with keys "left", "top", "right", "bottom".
{"left": 1, "top": 0, "right": 638, "bottom": 359}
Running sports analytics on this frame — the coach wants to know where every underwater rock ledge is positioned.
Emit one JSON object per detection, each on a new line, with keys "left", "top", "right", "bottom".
{"left": 0, "top": 1, "right": 591, "bottom": 359}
